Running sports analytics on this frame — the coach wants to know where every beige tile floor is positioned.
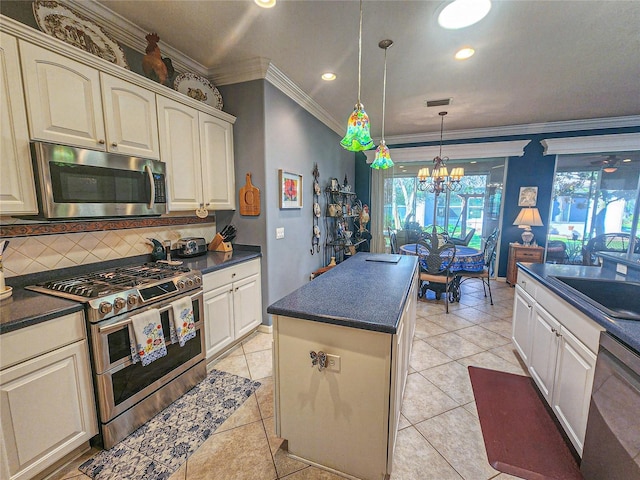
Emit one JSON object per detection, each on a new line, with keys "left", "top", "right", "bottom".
{"left": 51, "top": 278, "right": 527, "bottom": 480}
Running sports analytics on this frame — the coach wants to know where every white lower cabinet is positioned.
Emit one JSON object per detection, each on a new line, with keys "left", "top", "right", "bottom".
{"left": 203, "top": 259, "right": 262, "bottom": 361}
{"left": 0, "top": 312, "right": 97, "bottom": 480}
{"left": 511, "top": 268, "right": 603, "bottom": 456}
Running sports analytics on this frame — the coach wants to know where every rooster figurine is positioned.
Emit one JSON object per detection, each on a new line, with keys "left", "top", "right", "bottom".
{"left": 142, "top": 33, "right": 169, "bottom": 86}
{"left": 358, "top": 204, "right": 370, "bottom": 233}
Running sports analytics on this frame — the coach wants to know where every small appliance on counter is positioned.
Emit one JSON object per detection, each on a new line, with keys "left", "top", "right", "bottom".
{"left": 175, "top": 237, "right": 208, "bottom": 257}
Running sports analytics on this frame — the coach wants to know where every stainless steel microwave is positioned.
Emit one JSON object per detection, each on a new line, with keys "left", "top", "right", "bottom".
{"left": 29, "top": 142, "right": 167, "bottom": 219}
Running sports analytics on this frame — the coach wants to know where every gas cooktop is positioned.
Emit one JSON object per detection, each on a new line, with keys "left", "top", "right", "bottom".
{"left": 26, "top": 262, "right": 202, "bottom": 322}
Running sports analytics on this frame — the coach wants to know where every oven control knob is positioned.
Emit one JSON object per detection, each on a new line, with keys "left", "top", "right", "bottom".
{"left": 194, "top": 276, "right": 201, "bottom": 285}
{"left": 177, "top": 280, "right": 186, "bottom": 289}
{"left": 114, "top": 297, "right": 126, "bottom": 310}
{"left": 186, "top": 278, "right": 194, "bottom": 287}
{"left": 127, "top": 295, "right": 138, "bottom": 306}
{"left": 99, "top": 301, "right": 113, "bottom": 314}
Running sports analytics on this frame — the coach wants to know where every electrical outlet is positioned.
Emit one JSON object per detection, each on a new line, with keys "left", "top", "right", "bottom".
{"left": 326, "top": 354, "right": 341, "bottom": 372}
{"left": 616, "top": 263, "right": 628, "bottom": 275}
{"left": 276, "top": 227, "right": 285, "bottom": 239}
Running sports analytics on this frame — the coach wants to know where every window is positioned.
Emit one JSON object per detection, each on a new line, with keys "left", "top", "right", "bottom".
{"left": 546, "top": 151, "right": 640, "bottom": 265}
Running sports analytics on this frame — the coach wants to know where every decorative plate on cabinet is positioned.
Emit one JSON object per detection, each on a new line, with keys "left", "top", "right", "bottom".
{"left": 174, "top": 73, "right": 223, "bottom": 110}
{"left": 33, "top": 0, "right": 129, "bottom": 69}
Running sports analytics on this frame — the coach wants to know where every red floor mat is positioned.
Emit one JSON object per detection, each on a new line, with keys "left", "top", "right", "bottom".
{"left": 468, "top": 366, "right": 583, "bottom": 480}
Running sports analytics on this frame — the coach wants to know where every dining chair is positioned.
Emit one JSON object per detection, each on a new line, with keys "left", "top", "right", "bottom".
{"left": 459, "top": 235, "right": 498, "bottom": 305}
{"left": 449, "top": 228, "right": 476, "bottom": 246}
{"left": 415, "top": 230, "right": 457, "bottom": 313}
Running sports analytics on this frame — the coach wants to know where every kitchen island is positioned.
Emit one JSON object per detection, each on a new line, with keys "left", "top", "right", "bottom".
{"left": 267, "top": 253, "right": 418, "bottom": 480}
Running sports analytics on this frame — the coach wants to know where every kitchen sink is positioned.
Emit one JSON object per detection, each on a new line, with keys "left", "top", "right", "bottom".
{"left": 550, "top": 276, "right": 640, "bottom": 321}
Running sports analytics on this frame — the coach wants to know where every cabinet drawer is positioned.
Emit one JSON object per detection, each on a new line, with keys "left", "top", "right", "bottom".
{"left": 516, "top": 270, "right": 537, "bottom": 297}
{"left": 0, "top": 312, "right": 86, "bottom": 370}
{"left": 203, "top": 258, "right": 261, "bottom": 292}
{"left": 515, "top": 249, "right": 543, "bottom": 262}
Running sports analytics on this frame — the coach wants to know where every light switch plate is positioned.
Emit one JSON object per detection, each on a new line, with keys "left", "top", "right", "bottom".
{"left": 326, "top": 354, "right": 341, "bottom": 372}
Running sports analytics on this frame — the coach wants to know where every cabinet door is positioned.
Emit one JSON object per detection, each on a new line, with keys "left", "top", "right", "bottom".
{"left": 233, "top": 273, "right": 262, "bottom": 339}
{"left": 199, "top": 113, "right": 236, "bottom": 210}
{"left": 100, "top": 73, "right": 160, "bottom": 159}
{"left": 19, "top": 41, "right": 105, "bottom": 150}
{"left": 157, "top": 96, "right": 202, "bottom": 211}
{"left": 0, "top": 33, "right": 37, "bottom": 215}
{"left": 0, "top": 341, "right": 97, "bottom": 480}
{"left": 529, "top": 304, "right": 560, "bottom": 403}
{"left": 512, "top": 286, "right": 534, "bottom": 366}
{"left": 552, "top": 326, "right": 597, "bottom": 455}
{"left": 203, "top": 284, "right": 235, "bottom": 361}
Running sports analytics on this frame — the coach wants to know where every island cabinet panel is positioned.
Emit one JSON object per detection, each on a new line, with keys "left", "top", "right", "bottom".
{"left": 274, "top": 316, "right": 393, "bottom": 480}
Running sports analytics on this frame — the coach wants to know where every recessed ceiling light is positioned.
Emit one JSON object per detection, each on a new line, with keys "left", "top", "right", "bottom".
{"left": 470, "top": 161, "right": 477, "bottom": 164}
{"left": 322, "top": 72, "right": 336, "bottom": 81}
{"left": 623, "top": 158, "right": 632, "bottom": 163}
{"left": 254, "top": 0, "right": 276, "bottom": 8}
{"left": 438, "top": 0, "right": 491, "bottom": 29}
{"left": 455, "top": 47, "right": 475, "bottom": 60}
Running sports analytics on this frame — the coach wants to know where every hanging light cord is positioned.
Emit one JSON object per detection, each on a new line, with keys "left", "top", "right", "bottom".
{"left": 381, "top": 46, "right": 387, "bottom": 141}
{"left": 357, "top": 0, "right": 363, "bottom": 106}
{"left": 439, "top": 112, "right": 445, "bottom": 159}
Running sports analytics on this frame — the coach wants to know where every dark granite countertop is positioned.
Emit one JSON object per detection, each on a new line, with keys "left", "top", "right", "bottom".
{"left": 176, "top": 246, "right": 261, "bottom": 274}
{"left": 267, "top": 253, "right": 418, "bottom": 334}
{"left": 518, "top": 262, "right": 640, "bottom": 353}
{"left": 0, "top": 246, "right": 261, "bottom": 335}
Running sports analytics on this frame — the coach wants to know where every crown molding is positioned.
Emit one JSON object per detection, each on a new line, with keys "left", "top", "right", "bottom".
{"left": 386, "top": 115, "right": 640, "bottom": 145}
{"left": 67, "top": 0, "right": 209, "bottom": 78}
{"left": 541, "top": 132, "right": 640, "bottom": 155}
{"left": 209, "top": 57, "right": 271, "bottom": 86}
{"left": 363, "top": 140, "right": 531, "bottom": 164}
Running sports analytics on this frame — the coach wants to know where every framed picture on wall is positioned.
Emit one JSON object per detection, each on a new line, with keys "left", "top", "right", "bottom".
{"left": 518, "top": 186, "right": 538, "bottom": 207}
{"left": 279, "top": 170, "right": 303, "bottom": 209}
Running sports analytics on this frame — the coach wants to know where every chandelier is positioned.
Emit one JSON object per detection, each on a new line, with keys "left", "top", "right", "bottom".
{"left": 417, "top": 112, "right": 464, "bottom": 194}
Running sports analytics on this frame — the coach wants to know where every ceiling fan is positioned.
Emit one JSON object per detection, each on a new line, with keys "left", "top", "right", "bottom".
{"left": 590, "top": 155, "right": 637, "bottom": 173}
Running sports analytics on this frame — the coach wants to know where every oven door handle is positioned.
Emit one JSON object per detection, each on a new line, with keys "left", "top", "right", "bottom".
{"left": 98, "top": 290, "right": 201, "bottom": 334}
{"left": 145, "top": 164, "right": 155, "bottom": 209}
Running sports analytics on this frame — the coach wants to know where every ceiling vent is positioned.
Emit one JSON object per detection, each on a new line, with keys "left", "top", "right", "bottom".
{"left": 424, "top": 98, "right": 452, "bottom": 107}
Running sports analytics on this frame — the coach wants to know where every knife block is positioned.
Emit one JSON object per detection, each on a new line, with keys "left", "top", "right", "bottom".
{"left": 208, "top": 233, "right": 233, "bottom": 253}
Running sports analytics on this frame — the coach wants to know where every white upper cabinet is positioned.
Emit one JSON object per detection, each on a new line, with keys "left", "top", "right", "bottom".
{"left": 156, "top": 95, "right": 203, "bottom": 211}
{"left": 19, "top": 41, "right": 160, "bottom": 159}
{"left": 100, "top": 73, "right": 160, "bottom": 159}
{"left": 19, "top": 40, "right": 106, "bottom": 150}
{"left": 200, "top": 113, "right": 236, "bottom": 210}
{"left": 0, "top": 33, "right": 37, "bottom": 215}
{"left": 157, "top": 96, "right": 237, "bottom": 212}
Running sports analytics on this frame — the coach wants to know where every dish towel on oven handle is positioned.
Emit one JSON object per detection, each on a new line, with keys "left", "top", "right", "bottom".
{"left": 171, "top": 296, "right": 196, "bottom": 347}
{"left": 130, "top": 308, "right": 167, "bottom": 366}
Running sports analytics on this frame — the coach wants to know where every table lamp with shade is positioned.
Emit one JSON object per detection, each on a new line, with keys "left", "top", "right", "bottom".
{"left": 513, "top": 207, "right": 543, "bottom": 246}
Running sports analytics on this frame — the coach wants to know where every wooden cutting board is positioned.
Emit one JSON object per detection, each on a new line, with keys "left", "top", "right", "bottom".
{"left": 239, "top": 173, "right": 260, "bottom": 216}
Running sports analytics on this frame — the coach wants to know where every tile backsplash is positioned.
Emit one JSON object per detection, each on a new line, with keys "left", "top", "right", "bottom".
{"left": 2, "top": 224, "right": 216, "bottom": 277}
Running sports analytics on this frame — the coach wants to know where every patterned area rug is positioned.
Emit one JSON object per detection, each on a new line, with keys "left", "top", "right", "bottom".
{"left": 80, "top": 370, "right": 261, "bottom": 480}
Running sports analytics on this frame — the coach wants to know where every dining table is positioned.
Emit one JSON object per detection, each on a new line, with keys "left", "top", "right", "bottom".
{"left": 399, "top": 243, "right": 485, "bottom": 301}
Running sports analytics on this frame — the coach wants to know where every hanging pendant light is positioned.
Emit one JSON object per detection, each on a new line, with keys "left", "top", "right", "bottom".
{"left": 371, "top": 39, "right": 394, "bottom": 169}
{"left": 340, "top": 0, "right": 374, "bottom": 152}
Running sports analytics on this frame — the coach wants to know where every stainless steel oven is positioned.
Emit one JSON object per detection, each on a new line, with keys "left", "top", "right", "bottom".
{"left": 90, "top": 290, "right": 205, "bottom": 447}
{"left": 27, "top": 262, "right": 206, "bottom": 448}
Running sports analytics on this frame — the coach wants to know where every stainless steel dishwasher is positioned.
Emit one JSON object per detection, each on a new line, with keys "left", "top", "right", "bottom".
{"left": 581, "top": 332, "right": 640, "bottom": 479}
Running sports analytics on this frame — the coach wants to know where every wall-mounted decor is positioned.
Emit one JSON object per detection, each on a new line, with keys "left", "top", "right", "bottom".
{"left": 279, "top": 170, "right": 303, "bottom": 209}
{"left": 239, "top": 173, "right": 261, "bottom": 216}
{"left": 518, "top": 186, "right": 538, "bottom": 207}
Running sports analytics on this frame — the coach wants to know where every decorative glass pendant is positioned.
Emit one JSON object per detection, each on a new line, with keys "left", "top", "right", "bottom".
{"left": 371, "top": 140, "right": 394, "bottom": 169}
{"left": 340, "top": 104, "right": 374, "bottom": 152}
